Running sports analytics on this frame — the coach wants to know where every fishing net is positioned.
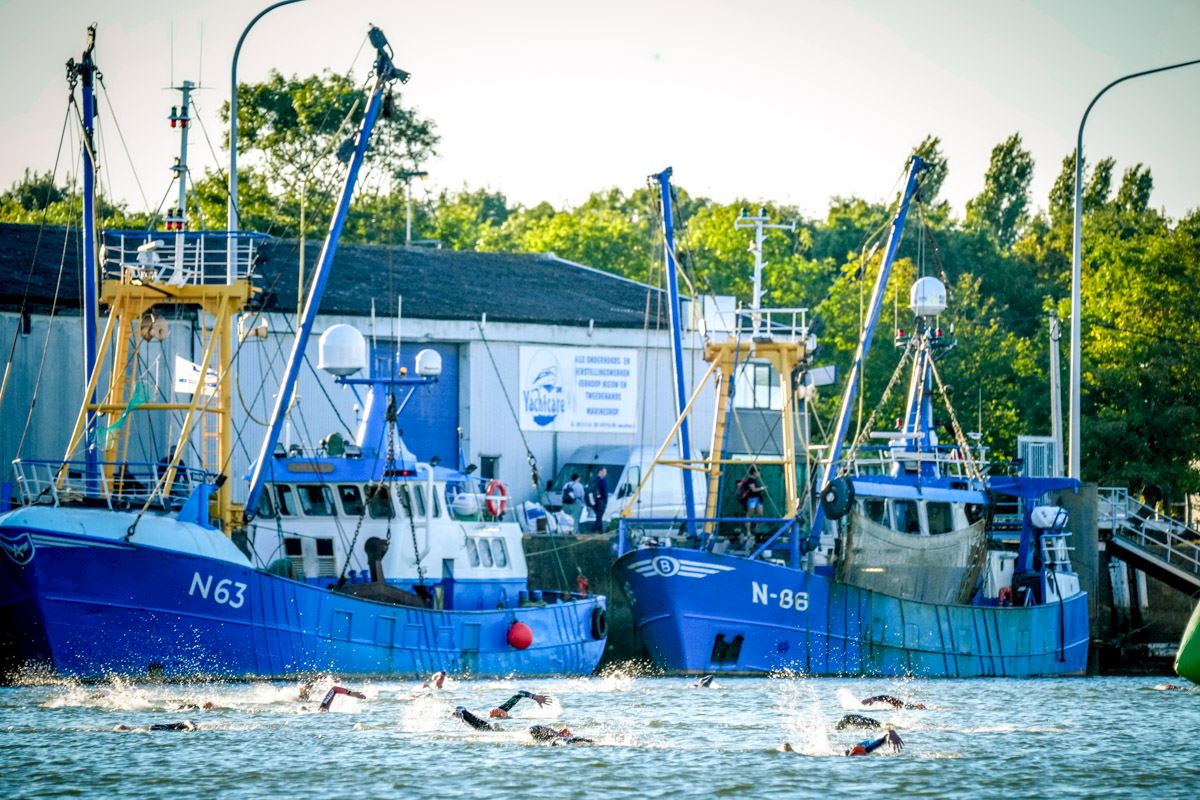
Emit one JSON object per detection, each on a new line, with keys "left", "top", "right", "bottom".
{"left": 93, "top": 381, "right": 151, "bottom": 453}
{"left": 838, "top": 511, "right": 987, "bottom": 604}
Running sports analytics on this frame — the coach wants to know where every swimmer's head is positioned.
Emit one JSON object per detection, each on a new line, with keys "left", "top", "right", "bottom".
{"left": 488, "top": 708, "right": 509, "bottom": 719}
{"left": 452, "top": 706, "right": 466, "bottom": 720}
{"left": 782, "top": 742, "right": 795, "bottom": 753}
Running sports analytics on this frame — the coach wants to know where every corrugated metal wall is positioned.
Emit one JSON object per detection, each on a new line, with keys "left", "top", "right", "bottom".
{"left": 0, "top": 310, "right": 716, "bottom": 509}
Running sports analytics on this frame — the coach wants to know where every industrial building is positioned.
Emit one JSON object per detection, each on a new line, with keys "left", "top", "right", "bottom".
{"left": 0, "top": 222, "right": 719, "bottom": 508}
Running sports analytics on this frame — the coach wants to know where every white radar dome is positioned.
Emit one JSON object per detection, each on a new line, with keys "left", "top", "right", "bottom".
{"left": 910, "top": 276, "right": 947, "bottom": 317}
{"left": 415, "top": 348, "right": 443, "bottom": 377}
{"left": 318, "top": 324, "right": 367, "bottom": 377}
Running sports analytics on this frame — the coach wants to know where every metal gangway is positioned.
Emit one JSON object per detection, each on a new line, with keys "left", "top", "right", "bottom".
{"left": 1099, "top": 487, "right": 1200, "bottom": 594}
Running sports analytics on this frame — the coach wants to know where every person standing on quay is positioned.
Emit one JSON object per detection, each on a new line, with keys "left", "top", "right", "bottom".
{"left": 562, "top": 472, "right": 586, "bottom": 532}
{"left": 588, "top": 468, "right": 609, "bottom": 533}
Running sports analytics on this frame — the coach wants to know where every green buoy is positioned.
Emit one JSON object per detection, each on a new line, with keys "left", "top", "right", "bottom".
{"left": 1175, "top": 601, "right": 1200, "bottom": 685}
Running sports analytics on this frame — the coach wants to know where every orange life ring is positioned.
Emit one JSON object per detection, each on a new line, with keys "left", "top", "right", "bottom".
{"left": 485, "top": 480, "right": 508, "bottom": 517}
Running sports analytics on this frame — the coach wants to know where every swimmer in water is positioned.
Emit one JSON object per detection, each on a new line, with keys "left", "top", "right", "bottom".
{"left": 114, "top": 721, "right": 198, "bottom": 732}
{"left": 488, "top": 690, "right": 553, "bottom": 718}
{"left": 861, "top": 694, "right": 926, "bottom": 710}
{"left": 1153, "top": 683, "right": 1185, "bottom": 691}
{"left": 453, "top": 706, "right": 500, "bottom": 731}
{"left": 298, "top": 674, "right": 336, "bottom": 701}
{"left": 844, "top": 728, "right": 903, "bottom": 756}
{"left": 783, "top": 729, "right": 902, "bottom": 757}
{"left": 318, "top": 686, "right": 366, "bottom": 712}
{"left": 422, "top": 671, "right": 448, "bottom": 690}
{"left": 170, "top": 701, "right": 215, "bottom": 712}
{"left": 691, "top": 675, "right": 714, "bottom": 688}
{"left": 529, "top": 725, "right": 593, "bottom": 745}
{"left": 836, "top": 714, "right": 881, "bottom": 730}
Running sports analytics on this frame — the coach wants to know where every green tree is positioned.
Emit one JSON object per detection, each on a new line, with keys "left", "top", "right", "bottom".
{"left": 965, "top": 133, "right": 1034, "bottom": 247}
{"left": 1114, "top": 163, "right": 1153, "bottom": 214}
{"left": 1082, "top": 156, "right": 1115, "bottom": 213}
{"left": 212, "top": 69, "right": 438, "bottom": 239}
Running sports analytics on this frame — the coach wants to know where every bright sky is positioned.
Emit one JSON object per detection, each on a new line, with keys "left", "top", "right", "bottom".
{"left": 1, "top": 0, "right": 1197, "bottom": 223}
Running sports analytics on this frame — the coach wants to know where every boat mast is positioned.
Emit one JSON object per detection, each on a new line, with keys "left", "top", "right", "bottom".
{"left": 734, "top": 208, "right": 795, "bottom": 340}
{"left": 245, "top": 27, "right": 407, "bottom": 518}
{"left": 69, "top": 26, "right": 100, "bottom": 489}
{"left": 809, "top": 156, "right": 925, "bottom": 542}
{"left": 651, "top": 167, "right": 699, "bottom": 535}
{"left": 167, "top": 81, "right": 194, "bottom": 281}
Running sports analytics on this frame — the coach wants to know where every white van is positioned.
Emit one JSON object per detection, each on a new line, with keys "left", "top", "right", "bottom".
{"left": 548, "top": 445, "right": 708, "bottom": 530}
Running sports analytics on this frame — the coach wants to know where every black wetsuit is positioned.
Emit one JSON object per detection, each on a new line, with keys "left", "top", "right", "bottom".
{"left": 861, "top": 694, "right": 905, "bottom": 708}
{"left": 836, "top": 714, "right": 881, "bottom": 730}
{"left": 149, "top": 722, "right": 196, "bottom": 731}
{"left": 694, "top": 675, "right": 714, "bottom": 688}
{"left": 455, "top": 707, "right": 497, "bottom": 731}
{"left": 529, "top": 725, "right": 592, "bottom": 745}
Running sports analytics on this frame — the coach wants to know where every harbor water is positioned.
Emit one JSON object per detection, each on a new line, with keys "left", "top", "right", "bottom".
{"left": 1, "top": 673, "right": 1196, "bottom": 798}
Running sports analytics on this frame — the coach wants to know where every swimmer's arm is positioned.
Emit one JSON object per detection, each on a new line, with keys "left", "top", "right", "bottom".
{"left": 458, "top": 708, "right": 493, "bottom": 731}
{"left": 860, "top": 735, "right": 888, "bottom": 754}
{"left": 498, "top": 690, "right": 552, "bottom": 712}
{"left": 319, "top": 686, "right": 364, "bottom": 711}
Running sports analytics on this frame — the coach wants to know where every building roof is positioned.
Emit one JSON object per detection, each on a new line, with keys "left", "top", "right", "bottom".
{"left": 0, "top": 223, "right": 663, "bottom": 329}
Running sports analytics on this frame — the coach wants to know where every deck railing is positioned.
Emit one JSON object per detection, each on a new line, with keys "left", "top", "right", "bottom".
{"left": 12, "top": 458, "right": 215, "bottom": 511}
{"left": 102, "top": 230, "right": 269, "bottom": 287}
{"left": 1099, "top": 486, "right": 1200, "bottom": 583}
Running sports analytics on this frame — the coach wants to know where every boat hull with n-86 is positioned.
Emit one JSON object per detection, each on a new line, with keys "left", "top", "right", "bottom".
{"left": 615, "top": 546, "right": 1087, "bottom": 676}
{"left": 615, "top": 160, "right": 1088, "bottom": 679}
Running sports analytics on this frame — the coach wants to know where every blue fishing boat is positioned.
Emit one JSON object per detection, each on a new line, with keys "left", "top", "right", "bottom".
{"left": 0, "top": 26, "right": 605, "bottom": 680}
{"left": 613, "top": 161, "right": 1087, "bottom": 676}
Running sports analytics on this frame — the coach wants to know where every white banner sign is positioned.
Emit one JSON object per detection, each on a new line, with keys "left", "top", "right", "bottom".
{"left": 173, "top": 355, "right": 218, "bottom": 399}
{"left": 518, "top": 346, "right": 639, "bottom": 433}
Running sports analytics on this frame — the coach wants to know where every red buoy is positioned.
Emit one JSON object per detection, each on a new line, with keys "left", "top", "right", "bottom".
{"left": 507, "top": 621, "right": 533, "bottom": 650}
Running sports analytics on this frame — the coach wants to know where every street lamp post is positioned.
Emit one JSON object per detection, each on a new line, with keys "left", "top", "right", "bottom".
{"left": 1068, "top": 57, "right": 1200, "bottom": 480}
{"left": 228, "top": 0, "right": 306, "bottom": 277}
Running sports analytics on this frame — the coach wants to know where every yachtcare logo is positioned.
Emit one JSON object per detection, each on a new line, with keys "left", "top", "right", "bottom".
{"left": 522, "top": 350, "right": 566, "bottom": 427}
{"left": 0, "top": 531, "right": 35, "bottom": 566}
{"left": 628, "top": 556, "right": 734, "bottom": 579}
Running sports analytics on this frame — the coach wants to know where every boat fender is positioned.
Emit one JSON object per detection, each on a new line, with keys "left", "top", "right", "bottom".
{"left": 820, "top": 477, "right": 855, "bottom": 520}
{"left": 507, "top": 620, "right": 534, "bottom": 650}
{"left": 485, "top": 480, "right": 508, "bottom": 517}
{"left": 590, "top": 606, "right": 607, "bottom": 640}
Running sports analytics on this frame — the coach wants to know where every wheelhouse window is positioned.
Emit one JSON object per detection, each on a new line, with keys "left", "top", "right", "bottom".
{"left": 256, "top": 489, "right": 276, "bottom": 519}
{"left": 298, "top": 484, "right": 336, "bottom": 516}
{"left": 478, "top": 538, "right": 494, "bottom": 567}
{"left": 411, "top": 485, "right": 427, "bottom": 518}
{"left": 926, "top": 502, "right": 954, "bottom": 535}
{"left": 861, "top": 498, "right": 887, "bottom": 526}
{"left": 734, "top": 361, "right": 782, "bottom": 410}
{"left": 490, "top": 538, "right": 509, "bottom": 568}
{"left": 465, "top": 538, "right": 481, "bottom": 567}
{"left": 365, "top": 483, "right": 394, "bottom": 518}
{"left": 275, "top": 485, "right": 299, "bottom": 517}
{"left": 338, "top": 485, "right": 364, "bottom": 517}
{"left": 891, "top": 500, "right": 920, "bottom": 534}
